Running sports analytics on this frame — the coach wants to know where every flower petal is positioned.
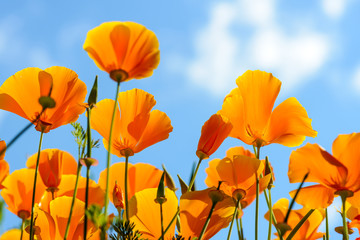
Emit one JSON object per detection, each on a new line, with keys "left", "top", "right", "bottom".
{"left": 264, "top": 97, "right": 317, "bottom": 147}
{"left": 289, "top": 185, "right": 334, "bottom": 208}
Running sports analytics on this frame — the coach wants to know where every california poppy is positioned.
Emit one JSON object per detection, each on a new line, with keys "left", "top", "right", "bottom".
{"left": 0, "top": 229, "right": 22, "bottom": 239}
{"left": 98, "top": 162, "right": 165, "bottom": 204}
{"left": 196, "top": 114, "right": 233, "bottom": 160}
{"left": 0, "top": 140, "right": 9, "bottom": 189}
{"left": 0, "top": 67, "right": 87, "bottom": 133}
{"left": 219, "top": 70, "right": 317, "bottom": 148}
{"left": 264, "top": 198, "right": 325, "bottom": 239}
{"left": 179, "top": 187, "right": 235, "bottom": 239}
{"left": 83, "top": 21, "right": 160, "bottom": 82}
{"left": 346, "top": 203, "right": 360, "bottom": 238}
{"left": 91, "top": 88, "right": 172, "bottom": 157}
{"left": 128, "top": 188, "right": 178, "bottom": 239}
{"left": 26, "top": 149, "right": 78, "bottom": 189}
{"left": 288, "top": 133, "right": 360, "bottom": 209}
{"left": 0, "top": 168, "right": 46, "bottom": 219}
{"left": 205, "top": 146, "right": 271, "bottom": 208}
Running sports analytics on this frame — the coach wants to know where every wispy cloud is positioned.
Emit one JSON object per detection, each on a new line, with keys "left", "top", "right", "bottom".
{"left": 187, "top": 0, "right": 332, "bottom": 96}
{"left": 321, "top": 0, "right": 348, "bottom": 19}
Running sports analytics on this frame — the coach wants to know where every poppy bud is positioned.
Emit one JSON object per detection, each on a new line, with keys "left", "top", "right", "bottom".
{"left": 87, "top": 76, "right": 98, "bottom": 108}
{"left": 155, "top": 172, "right": 167, "bottom": 204}
{"left": 113, "top": 181, "right": 125, "bottom": 209}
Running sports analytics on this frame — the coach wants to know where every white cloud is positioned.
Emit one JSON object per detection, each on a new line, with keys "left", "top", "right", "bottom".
{"left": 187, "top": 0, "right": 332, "bottom": 96}
{"left": 322, "top": 0, "right": 348, "bottom": 19}
{"left": 352, "top": 65, "right": 360, "bottom": 93}
{"left": 58, "top": 22, "right": 91, "bottom": 49}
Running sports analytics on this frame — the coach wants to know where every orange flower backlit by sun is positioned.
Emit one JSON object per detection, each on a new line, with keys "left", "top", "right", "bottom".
{"left": 205, "top": 146, "right": 271, "bottom": 209}
{"left": 83, "top": 21, "right": 160, "bottom": 82}
{"left": 288, "top": 133, "right": 360, "bottom": 209}
{"left": 0, "top": 67, "right": 87, "bottom": 133}
{"left": 196, "top": 114, "right": 233, "bottom": 160}
{"left": 91, "top": 88, "right": 173, "bottom": 157}
{"left": 219, "top": 70, "right": 317, "bottom": 148}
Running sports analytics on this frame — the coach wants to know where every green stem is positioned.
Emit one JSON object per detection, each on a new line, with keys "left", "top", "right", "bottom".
{"left": 286, "top": 209, "right": 314, "bottom": 240}
{"left": 188, "top": 157, "right": 202, "bottom": 191}
{"left": 158, "top": 208, "right": 179, "bottom": 240}
{"left": 341, "top": 195, "right": 349, "bottom": 240}
{"left": 29, "top": 131, "right": 44, "bottom": 240}
{"left": 236, "top": 217, "right": 243, "bottom": 240}
{"left": 86, "top": 108, "right": 92, "bottom": 158}
{"left": 124, "top": 155, "right": 129, "bottom": 220}
{"left": 264, "top": 188, "right": 283, "bottom": 239}
{"left": 84, "top": 166, "right": 90, "bottom": 240}
{"left": 0, "top": 109, "right": 45, "bottom": 157}
{"left": 239, "top": 217, "right": 244, "bottom": 240}
{"left": 64, "top": 161, "right": 83, "bottom": 240}
{"left": 104, "top": 80, "right": 121, "bottom": 217}
{"left": 21, "top": 219, "right": 24, "bottom": 240}
{"left": 267, "top": 188, "right": 273, "bottom": 240}
{"left": 254, "top": 145, "right": 260, "bottom": 240}
{"left": 227, "top": 199, "right": 240, "bottom": 240}
{"left": 198, "top": 201, "right": 217, "bottom": 240}
{"left": 160, "top": 203, "right": 164, "bottom": 240}
{"left": 325, "top": 208, "right": 329, "bottom": 240}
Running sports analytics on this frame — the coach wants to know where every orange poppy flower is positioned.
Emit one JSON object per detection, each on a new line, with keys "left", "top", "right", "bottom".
{"left": 179, "top": 187, "right": 235, "bottom": 239}
{"left": 40, "top": 175, "right": 104, "bottom": 212}
{"left": 1, "top": 168, "right": 46, "bottom": 219}
{"left": 32, "top": 196, "right": 99, "bottom": 240}
{"left": 196, "top": 114, "right": 233, "bottom": 160}
{"left": 26, "top": 149, "right": 78, "bottom": 189}
{"left": 288, "top": 133, "right": 360, "bottom": 209}
{"left": 129, "top": 188, "right": 178, "bottom": 239}
{"left": 346, "top": 203, "right": 360, "bottom": 238}
{"left": 219, "top": 70, "right": 317, "bottom": 147}
{"left": 264, "top": 198, "right": 325, "bottom": 239}
{"left": 91, "top": 88, "right": 172, "bottom": 157}
{"left": 83, "top": 21, "right": 160, "bottom": 82}
{"left": 98, "top": 162, "right": 165, "bottom": 204}
{"left": 0, "top": 140, "right": 5, "bottom": 160}
{"left": 205, "top": 146, "right": 271, "bottom": 208}
{"left": 0, "top": 67, "right": 87, "bottom": 133}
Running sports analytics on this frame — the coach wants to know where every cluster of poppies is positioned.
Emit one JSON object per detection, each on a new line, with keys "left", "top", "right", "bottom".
{"left": 0, "top": 21, "right": 359, "bottom": 240}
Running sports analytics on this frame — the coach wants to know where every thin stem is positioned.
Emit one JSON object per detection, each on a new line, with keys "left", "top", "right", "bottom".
{"left": 254, "top": 145, "right": 260, "bottom": 240}
{"left": 239, "top": 217, "right": 244, "bottom": 240}
{"left": 104, "top": 80, "right": 121, "bottom": 217}
{"left": 157, "top": 208, "right": 179, "bottom": 240}
{"left": 0, "top": 109, "right": 45, "bottom": 157}
{"left": 267, "top": 188, "right": 273, "bottom": 240}
{"left": 227, "top": 199, "right": 240, "bottom": 240}
{"left": 286, "top": 209, "right": 314, "bottom": 240}
{"left": 86, "top": 108, "right": 92, "bottom": 158}
{"left": 341, "top": 195, "right": 349, "bottom": 240}
{"left": 160, "top": 203, "right": 164, "bottom": 240}
{"left": 264, "top": 189, "right": 283, "bottom": 240}
{"left": 124, "top": 155, "right": 129, "bottom": 220}
{"left": 29, "top": 131, "right": 44, "bottom": 240}
{"left": 20, "top": 219, "right": 24, "bottom": 240}
{"left": 84, "top": 166, "right": 90, "bottom": 240}
{"left": 325, "top": 208, "right": 329, "bottom": 240}
{"left": 236, "top": 217, "right": 243, "bottom": 240}
{"left": 188, "top": 157, "right": 202, "bottom": 191}
{"left": 64, "top": 161, "right": 83, "bottom": 240}
{"left": 198, "top": 201, "right": 217, "bottom": 240}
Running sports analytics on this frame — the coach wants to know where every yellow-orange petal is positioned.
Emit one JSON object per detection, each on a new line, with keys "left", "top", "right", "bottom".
{"left": 334, "top": 133, "right": 360, "bottom": 191}
{"left": 38, "top": 71, "right": 53, "bottom": 97}
{"left": 83, "top": 21, "right": 160, "bottom": 81}
{"left": 98, "top": 162, "right": 164, "bottom": 204}
{"left": 133, "top": 109, "right": 173, "bottom": 154}
{"left": 263, "top": 97, "right": 317, "bottom": 147}
{"left": 40, "top": 175, "right": 104, "bottom": 213}
{"left": 236, "top": 70, "right": 281, "bottom": 141}
{"left": 129, "top": 188, "right": 178, "bottom": 239}
{"left": 219, "top": 90, "right": 252, "bottom": 145}
{"left": 332, "top": 133, "right": 356, "bottom": 159}
{"left": 0, "top": 160, "right": 9, "bottom": 189}
{"left": 205, "top": 158, "right": 222, "bottom": 188}
{"left": 1, "top": 168, "right": 46, "bottom": 219}
{"left": 241, "top": 173, "right": 271, "bottom": 209}
{"left": 347, "top": 191, "right": 360, "bottom": 208}
{"left": 196, "top": 114, "right": 232, "bottom": 159}
{"left": 50, "top": 196, "right": 84, "bottom": 239}
{"left": 264, "top": 198, "right": 289, "bottom": 223}
{"left": 180, "top": 187, "right": 235, "bottom": 239}
{"left": 288, "top": 143, "right": 347, "bottom": 188}
{"left": 289, "top": 184, "right": 334, "bottom": 208}
{"left": 0, "top": 229, "right": 22, "bottom": 239}
{"left": 225, "top": 146, "right": 255, "bottom": 159}
{"left": 32, "top": 205, "right": 56, "bottom": 240}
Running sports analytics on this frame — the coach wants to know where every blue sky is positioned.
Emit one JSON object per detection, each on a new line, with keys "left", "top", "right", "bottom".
{"left": 1, "top": 0, "right": 360, "bottom": 239}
